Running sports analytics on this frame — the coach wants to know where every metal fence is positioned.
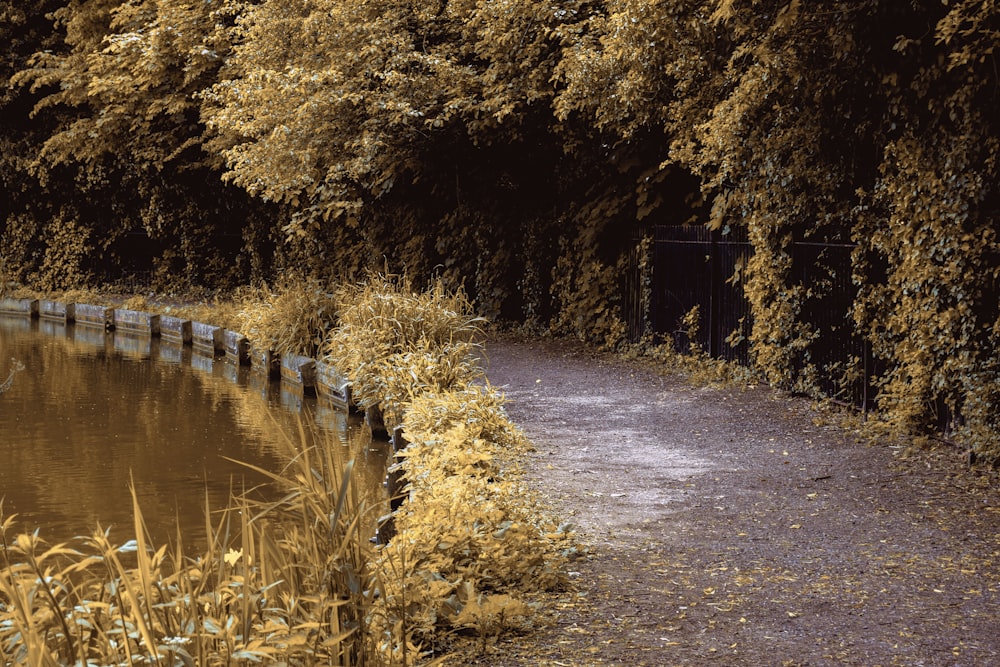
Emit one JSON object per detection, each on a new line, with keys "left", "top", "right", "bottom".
{"left": 629, "top": 225, "right": 872, "bottom": 409}
{"left": 648, "top": 224, "right": 753, "bottom": 363}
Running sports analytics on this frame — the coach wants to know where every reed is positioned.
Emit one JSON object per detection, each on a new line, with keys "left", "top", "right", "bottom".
{"left": 0, "top": 420, "right": 380, "bottom": 666}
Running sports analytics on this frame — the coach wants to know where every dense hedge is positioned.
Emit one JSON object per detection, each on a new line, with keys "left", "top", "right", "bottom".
{"left": 2, "top": 0, "right": 999, "bottom": 456}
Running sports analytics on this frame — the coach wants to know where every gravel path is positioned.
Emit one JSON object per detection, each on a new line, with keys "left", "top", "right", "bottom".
{"left": 475, "top": 337, "right": 1000, "bottom": 667}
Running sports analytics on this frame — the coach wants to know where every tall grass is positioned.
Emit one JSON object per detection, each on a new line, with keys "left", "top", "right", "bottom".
{"left": 236, "top": 275, "right": 339, "bottom": 357}
{"left": 324, "top": 275, "right": 486, "bottom": 427}
{"left": 0, "top": 421, "right": 379, "bottom": 666}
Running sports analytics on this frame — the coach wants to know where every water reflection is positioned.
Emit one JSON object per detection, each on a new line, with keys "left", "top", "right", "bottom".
{"left": 0, "top": 316, "right": 387, "bottom": 549}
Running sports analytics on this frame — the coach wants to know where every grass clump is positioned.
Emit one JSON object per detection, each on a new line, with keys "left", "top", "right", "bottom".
{"left": 236, "top": 275, "right": 339, "bottom": 357}
{"left": 324, "top": 275, "right": 485, "bottom": 427}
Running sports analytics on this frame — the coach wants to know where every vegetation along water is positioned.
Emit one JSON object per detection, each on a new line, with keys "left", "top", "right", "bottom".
{"left": 0, "top": 278, "right": 572, "bottom": 664}
{"left": 3, "top": 1, "right": 1000, "bottom": 459}
{"left": 0, "top": 314, "right": 390, "bottom": 549}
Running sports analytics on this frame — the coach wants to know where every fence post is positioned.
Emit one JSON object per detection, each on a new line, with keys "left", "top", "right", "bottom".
{"left": 862, "top": 337, "right": 871, "bottom": 420}
{"left": 709, "top": 231, "right": 720, "bottom": 357}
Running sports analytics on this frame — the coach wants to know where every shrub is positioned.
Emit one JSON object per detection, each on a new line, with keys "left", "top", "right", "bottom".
{"left": 368, "top": 387, "right": 571, "bottom": 663}
{"left": 320, "top": 276, "right": 572, "bottom": 663}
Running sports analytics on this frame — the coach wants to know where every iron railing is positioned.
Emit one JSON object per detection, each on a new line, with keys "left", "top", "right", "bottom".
{"left": 628, "top": 225, "right": 873, "bottom": 410}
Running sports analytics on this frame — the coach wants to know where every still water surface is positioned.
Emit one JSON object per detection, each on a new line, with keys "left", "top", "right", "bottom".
{"left": 0, "top": 315, "right": 387, "bottom": 548}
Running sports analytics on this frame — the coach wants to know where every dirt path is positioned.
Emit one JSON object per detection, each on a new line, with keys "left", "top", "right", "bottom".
{"left": 475, "top": 337, "right": 1000, "bottom": 667}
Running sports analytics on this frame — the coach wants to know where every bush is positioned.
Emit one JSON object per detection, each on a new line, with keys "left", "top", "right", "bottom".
{"left": 368, "top": 387, "right": 571, "bottom": 663}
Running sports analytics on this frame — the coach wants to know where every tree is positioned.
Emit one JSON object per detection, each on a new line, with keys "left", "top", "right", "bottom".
{"left": 202, "top": 0, "right": 615, "bottom": 321}
{"left": 0, "top": 0, "right": 78, "bottom": 287}
{"left": 10, "top": 0, "right": 276, "bottom": 288}
{"left": 855, "top": 0, "right": 1000, "bottom": 447}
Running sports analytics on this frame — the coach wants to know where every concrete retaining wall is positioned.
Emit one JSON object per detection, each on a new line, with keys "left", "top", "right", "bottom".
{"left": 223, "top": 330, "right": 250, "bottom": 366}
{"left": 316, "top": 360, "right": 351, "bottom": 409}
{"left": 113, "top": 309, "right": 160, "bottom": 336}
{"left": 13, "top": 300, "right": 359, "bottom": 414}
{"left": 251, "top": 347, "right": 280, "bottom": 379}
{"left": 0, "top": 298, "right": 38, "bottom": 317}
{"left": 160, "top": 316, "right": 192, "bottom": 345}
{"left": 191, "top": 321, "right": 224, "bottom": 355}
{"left": 75, "top": 304, "right": 113, "bottom": 329}
{"left": 280, "top": 353, "right": 317, "bottom": 390}
{"left": 39, "top": 300, "right": 74, "bottom": 322}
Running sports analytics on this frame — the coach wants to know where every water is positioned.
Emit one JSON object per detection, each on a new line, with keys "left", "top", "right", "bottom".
{"left": 0, "top": 315, "right": 388, "bottom": 549}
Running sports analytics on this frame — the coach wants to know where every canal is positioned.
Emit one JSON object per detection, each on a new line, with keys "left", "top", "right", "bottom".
{"left": 0, "top": 315, "right": 388, "bottom": 549}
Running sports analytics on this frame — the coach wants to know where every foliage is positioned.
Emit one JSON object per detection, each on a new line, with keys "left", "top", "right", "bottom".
{"left": 14, "top": 0, "right": 217, "bottom": 170}
{"left": 369, "top": 387, "right": 571, "bottom": 663}
{"left": 0, "top": 422, "right": 373, "bottom": 665}
{"left": 31, "top": 209, "right": 96, "bottom": 291}
{"left": 1, "top": 278, "right": 572, "bottom": 664}
{"left": 0, "top": 255, "right": 11, "bottom": 298}
{"left": 851, "top": 2, "right": 1000, "bottom": 454}
{"left": 200, "top": 0, "right": 580, "bottom": 233}
{"left": 314, "top": 275, "right": 571, "bottom": 662}
{"left": 548, "top": 210, "right": 631, "bottom": 349}
{"left": 4, "top": 0, "right": 276, "bottom": 291}
{"left": 6, "top": 0, "right": 1000, "bottom": 454}
{"left": 236, "top": 274, "right": 339, "bottom": 357}
{"left": 551, "top": 0, "right": 1000, "bottom": 456}
{"left": 660, "top": 0, "right": 874, "bottom": 392}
